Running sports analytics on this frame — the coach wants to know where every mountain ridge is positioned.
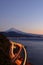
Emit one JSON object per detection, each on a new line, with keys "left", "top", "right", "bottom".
{"left": 0, "top": 28, "right": 43, "bottom": 38}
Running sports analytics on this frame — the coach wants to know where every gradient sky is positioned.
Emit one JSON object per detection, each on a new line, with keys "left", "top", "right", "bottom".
{"left": 0, "top": 0, "right": 43, "bottom": 34}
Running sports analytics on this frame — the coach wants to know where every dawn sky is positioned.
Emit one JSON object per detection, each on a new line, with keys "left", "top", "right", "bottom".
{"left": 0, "top": 0, "right": 43, "bottom": 34}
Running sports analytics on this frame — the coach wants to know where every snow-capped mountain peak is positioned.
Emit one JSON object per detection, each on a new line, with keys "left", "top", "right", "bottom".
{"left": 6, "top": 28, "right": 25, "bottom": 34}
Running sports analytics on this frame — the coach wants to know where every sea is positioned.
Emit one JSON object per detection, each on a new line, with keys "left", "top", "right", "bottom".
{"left": 8, "top": 37, "right": 43, "bottom": 65}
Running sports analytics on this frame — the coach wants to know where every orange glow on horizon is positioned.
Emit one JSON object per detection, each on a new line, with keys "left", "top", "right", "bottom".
{"left": 23, "top": 29, "right": 43, "bottom": 34}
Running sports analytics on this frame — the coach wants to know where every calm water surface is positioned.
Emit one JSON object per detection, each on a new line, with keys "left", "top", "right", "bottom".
{"left": 8, "top": 37, "right": 43, "bottom": 65}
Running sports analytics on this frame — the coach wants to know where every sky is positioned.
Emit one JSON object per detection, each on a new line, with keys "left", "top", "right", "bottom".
{"left": 0, "top": 0, "right": 43, "bottom": 34}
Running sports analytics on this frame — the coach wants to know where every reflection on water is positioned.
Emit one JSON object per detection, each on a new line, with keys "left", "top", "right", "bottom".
{"left": 8, "top": 37, "right": 43, "bottom": 65}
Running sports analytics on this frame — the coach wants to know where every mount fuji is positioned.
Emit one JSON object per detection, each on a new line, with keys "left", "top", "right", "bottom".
{"left": 0, "top": 28, "right": 43, "bottom": 38}
{"left": 6, "top": 28, "right": 26, "bottom": 34}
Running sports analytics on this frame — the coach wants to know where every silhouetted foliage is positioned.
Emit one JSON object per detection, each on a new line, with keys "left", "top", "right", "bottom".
{"left": 0, "top": 33, "right": 13, "bottom": 65}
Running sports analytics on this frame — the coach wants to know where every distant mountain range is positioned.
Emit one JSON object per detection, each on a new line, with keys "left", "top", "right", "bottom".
{"left": 0, "top": 28, "right": 43, "bottom": 38}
